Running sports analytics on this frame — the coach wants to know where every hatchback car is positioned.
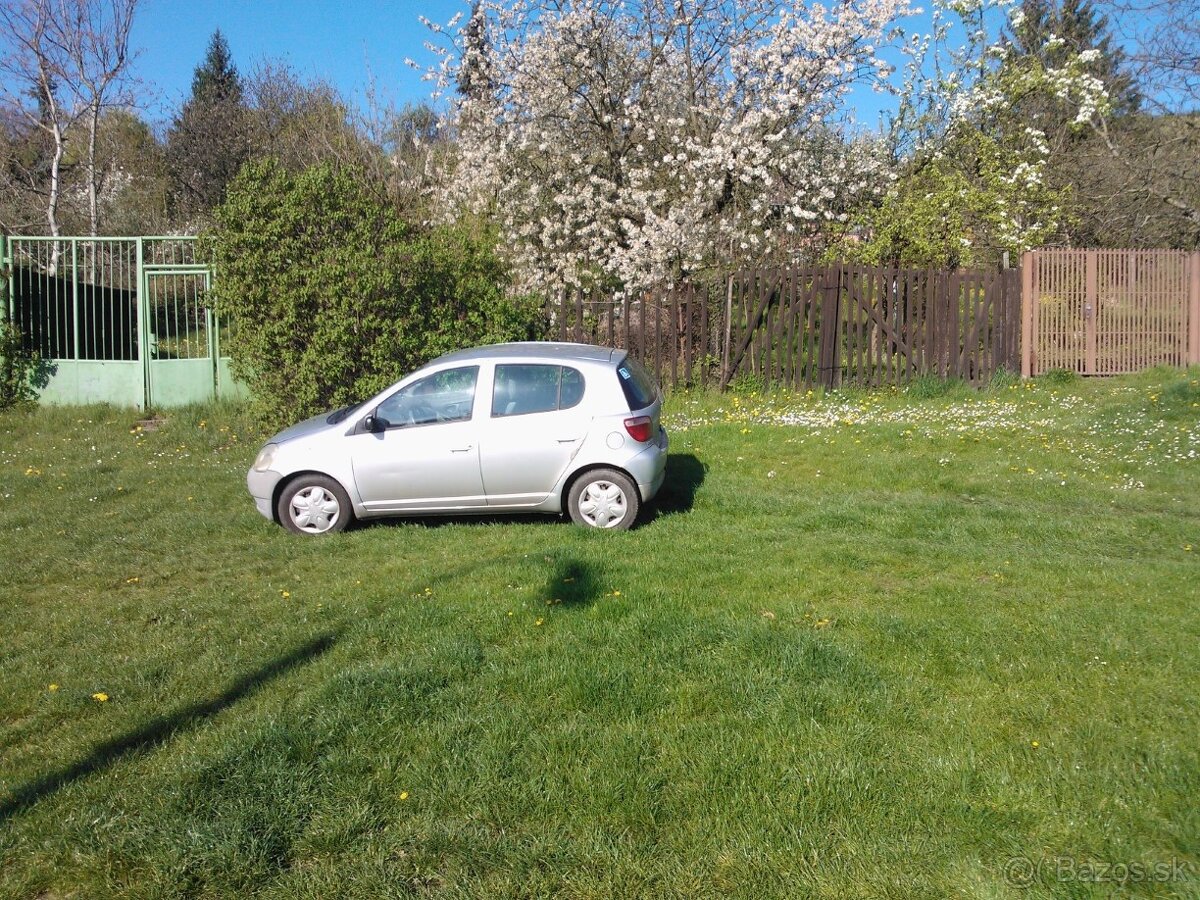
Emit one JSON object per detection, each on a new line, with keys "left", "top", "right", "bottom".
{"left": 247, "top": 342, "right": 669, "bottom": 534}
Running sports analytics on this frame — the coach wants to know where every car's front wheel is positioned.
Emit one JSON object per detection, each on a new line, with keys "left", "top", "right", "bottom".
{"left": 277, "top": 474, "right": 353, "bottom": 535}
{"left": 568, "top": 468, "right": 639, "bottom": 530}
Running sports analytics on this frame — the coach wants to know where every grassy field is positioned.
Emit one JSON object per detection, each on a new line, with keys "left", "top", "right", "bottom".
{"left": 1, "top": 370, "right": 1197, "bottom": 898}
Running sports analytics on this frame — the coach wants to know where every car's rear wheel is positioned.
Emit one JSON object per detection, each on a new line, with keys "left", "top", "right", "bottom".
{"left": 568, "top": 468, "right": 639, "bottom": 530}
{"left": 277, "top": 474, "right": 353, "bottom": 535}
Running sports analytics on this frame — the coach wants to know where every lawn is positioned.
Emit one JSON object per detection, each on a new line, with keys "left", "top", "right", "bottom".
{"left": 1, "top": 370, "right": 1197, "bottom": 898}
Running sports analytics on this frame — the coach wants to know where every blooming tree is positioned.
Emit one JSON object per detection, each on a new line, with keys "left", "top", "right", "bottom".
{"left": 861, "top": 0, "right": 1112, "bottom": 264}
{"left": 420, "top": 0, "right": 912, "bottom": 291}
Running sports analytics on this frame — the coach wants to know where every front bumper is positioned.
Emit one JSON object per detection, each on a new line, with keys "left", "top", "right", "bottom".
{"left": 246, "top": 468, "right": 283, "bottom": 520}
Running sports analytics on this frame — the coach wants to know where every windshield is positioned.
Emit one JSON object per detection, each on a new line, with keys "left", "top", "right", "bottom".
{"left": 326, "top": 402, "right": 363, "bottom": 425}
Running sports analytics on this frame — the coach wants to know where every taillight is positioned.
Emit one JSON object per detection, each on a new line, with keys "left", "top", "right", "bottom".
{"left": 624, "top": 415, "right": 653, "bottom": 442}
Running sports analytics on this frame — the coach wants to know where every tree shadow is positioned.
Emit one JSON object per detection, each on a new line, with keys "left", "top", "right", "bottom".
{"left": 642, "top": 452, "right": 706, "bottom": 522}
{"left": 0, "top": 631, "right": 339, "bottom": 825}
{"left": 542, "top": 557, "right": 603, "bottom": 609}
{"left": 30, "top": 358, "right": 57, "bottom": 390}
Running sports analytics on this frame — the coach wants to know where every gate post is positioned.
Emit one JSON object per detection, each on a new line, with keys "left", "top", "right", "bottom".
{"left": 1, "top": 234, "right": 9, "bottom": 320}
{"left": 1189, "top": 251, "right": 1200, "bottom": 366}
{"left": 817, "top": 264, "right": 842, "bottom": 389}
{"left": 1021, "top": 251, "right": 1034, "bottom": 378}
{"left": 135, "top": 237, "right": 148, "bottom": 409}
{"left": 1084, "top": 249, "right": 1097, "bottom": 375}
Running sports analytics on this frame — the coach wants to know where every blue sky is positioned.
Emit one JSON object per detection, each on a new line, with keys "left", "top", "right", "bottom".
{"left": 128, "top": 0, "right": 998, "bottom": 131}
{"left": 130, "top": 0, "right": 466, "bottom": 122}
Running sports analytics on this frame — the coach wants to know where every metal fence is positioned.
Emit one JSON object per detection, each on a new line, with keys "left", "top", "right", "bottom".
{"left": 2, "top": 235, "right": 245, "bottom": 408}
{"left": 1021, "top": 249, "right": 1200, "bottom": 376}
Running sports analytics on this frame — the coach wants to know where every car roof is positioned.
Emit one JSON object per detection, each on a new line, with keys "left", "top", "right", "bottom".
{"left": 429, "top": 342, "right": 622, "bottom": 366}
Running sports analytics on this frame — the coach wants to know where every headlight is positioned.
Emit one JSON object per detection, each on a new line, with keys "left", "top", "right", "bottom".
{"left": 252, "top": 443, "right": 278, "bottom": 472}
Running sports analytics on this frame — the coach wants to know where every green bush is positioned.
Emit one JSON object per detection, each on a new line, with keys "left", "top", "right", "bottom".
{"left": 200, "top": 159, "right": 545, "bottom": 427}
{"left": 0, "top": 273, "right": 39, "bottom": 409}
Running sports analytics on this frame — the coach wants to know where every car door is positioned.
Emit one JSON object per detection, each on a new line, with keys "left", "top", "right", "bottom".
{"left": 478, "top": 363, "right": 590, "bottom": 507}
{"left": 350, "top": 365, "right": 487, "bottom": 512}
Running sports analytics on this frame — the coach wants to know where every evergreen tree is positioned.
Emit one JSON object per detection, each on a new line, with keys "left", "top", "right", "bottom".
{"left": 1008, "top": 0, "right": 1139, "bottom": 114}
{"left": 165, "top": 30, "right": 251, "bottom": 221}
{"left": 191, "top": 30, "right": 242, "bottom": 104}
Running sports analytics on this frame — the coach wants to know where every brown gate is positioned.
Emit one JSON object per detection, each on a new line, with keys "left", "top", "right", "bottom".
{"left": 1021, "top": 249, "right": 1200, "bottom": 376}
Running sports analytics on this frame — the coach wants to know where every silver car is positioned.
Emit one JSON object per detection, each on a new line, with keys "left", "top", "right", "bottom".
{"left": 247, "top": 342, "right": 669, "bottom": 534}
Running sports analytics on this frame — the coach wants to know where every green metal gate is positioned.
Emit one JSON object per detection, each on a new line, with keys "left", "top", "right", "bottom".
{"left": 145, "top": 265, "right": 216, "bottom": 406}
{"left": 2, "top": 235, "right": 245, "bottom": 408}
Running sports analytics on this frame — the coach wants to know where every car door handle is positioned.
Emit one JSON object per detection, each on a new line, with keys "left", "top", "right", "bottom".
{"left": 450, "top": 445, "right": 473, "bottom": 453}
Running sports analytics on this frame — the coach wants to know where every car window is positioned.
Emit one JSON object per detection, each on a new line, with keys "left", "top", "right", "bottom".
{"left": 616, "top": 356, "right": 657, "bottom": 410}
{"left": 376, "top": 366, "right": 478, "bottom": 428}
{"left": 492, "top": 364, "right": 586, "bottom": 417}
{"left": 560, "top": 366, "right": 585, "bottom": 409}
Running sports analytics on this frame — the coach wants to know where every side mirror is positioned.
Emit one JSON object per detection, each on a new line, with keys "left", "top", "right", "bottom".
{"left": 363, "top": 414, "right": 377, "bottom": 433}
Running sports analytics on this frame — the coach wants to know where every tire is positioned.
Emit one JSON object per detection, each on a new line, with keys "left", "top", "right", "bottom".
{"left": 567, "top": 468, "right": 640, "bottom": 531}
{"left": 276, "top": 474, "right": 354, "bottom": 535}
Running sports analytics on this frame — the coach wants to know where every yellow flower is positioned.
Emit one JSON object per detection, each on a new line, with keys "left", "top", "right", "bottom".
{"left": 1031, "top": 740, "right": 1039, "bottom": 749}
{"left": 535, "top": 618, "right": 544, "bottom": 626}
{"left": 48, "top": 683, "right": 59, "bottom": 692}
{"left": 281, "top": 590, "right": 291, "bottom": 599}
{"left": 92, "top": 692, "right": 109, "bottom": 703}
{"left": 399, "top": 791, "right": 410, "bottom": 801}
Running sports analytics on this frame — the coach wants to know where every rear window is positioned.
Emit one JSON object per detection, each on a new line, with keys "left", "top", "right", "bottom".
{"left": 616, "top": 356, "right": 658, "bottom": 410}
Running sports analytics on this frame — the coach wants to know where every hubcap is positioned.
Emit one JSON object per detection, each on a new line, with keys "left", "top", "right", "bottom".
{"left": 288, "top": 485, "right": 341, "bottom": 534}
{"left": 578, "top": 481, "right": 628, "bottom": 528}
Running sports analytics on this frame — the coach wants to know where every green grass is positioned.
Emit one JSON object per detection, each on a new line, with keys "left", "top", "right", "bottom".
{"left": 1, "top": 371, "right": 1198, "bottom": 898}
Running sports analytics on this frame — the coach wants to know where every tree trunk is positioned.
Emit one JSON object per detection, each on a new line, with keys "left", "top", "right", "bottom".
{"left": 88, "top": 99, "right": 100, "bottom": 235}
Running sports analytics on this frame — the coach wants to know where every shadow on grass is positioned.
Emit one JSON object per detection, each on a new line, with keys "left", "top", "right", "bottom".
{"left": 0, "top": 631, "right": 339, "bottom": 825}
{"left": 642, "top": 453, "right": 706, "bottom": 523}
{"left": 543, "top": 558, "right": 603, "bottom": 609}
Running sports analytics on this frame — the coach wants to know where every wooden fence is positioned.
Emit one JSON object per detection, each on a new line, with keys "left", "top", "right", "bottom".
{"left": 553, "top": 262, "right": 1021, "bottom": 390}
{"left": 1021, "top": 249, "right": 1200, "bottom": 376}
{"left": 551, "top": 281, "right": 720, "bottom": 389}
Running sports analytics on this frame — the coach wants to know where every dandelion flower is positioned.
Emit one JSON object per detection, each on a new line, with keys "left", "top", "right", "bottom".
{"left": 281, "top": 590, "right": 291, "bottom": 599}
{"left": 92, "top": 692, "right": 109, "bottom": 703}
{"left": 48, "top": 683, "right": 59, "bottom": 692}
{"left": 535, "top": 618, "right": 544, "bottom": 626}
{"left": 399, "top": 791, "right": 410, "bottom": 800}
